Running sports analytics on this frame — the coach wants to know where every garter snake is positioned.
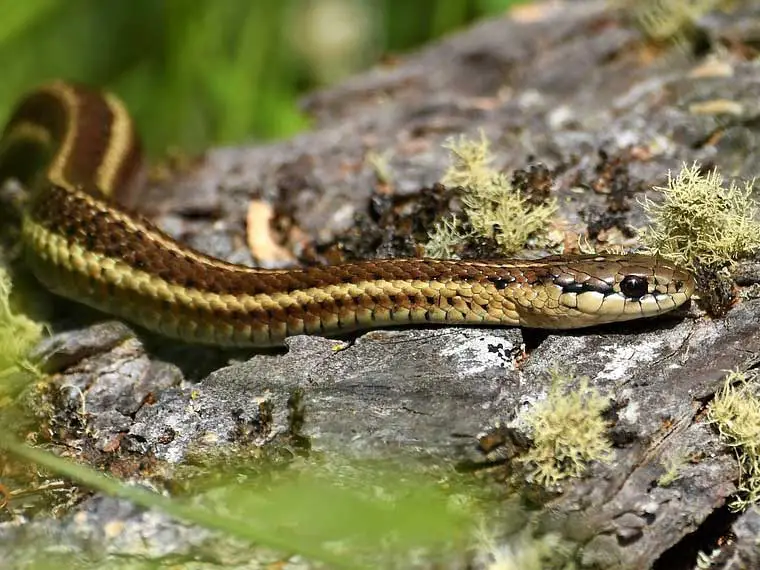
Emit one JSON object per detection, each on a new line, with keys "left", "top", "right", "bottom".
{"left": 0, "top": 81, "right": 695, "bottom": 347}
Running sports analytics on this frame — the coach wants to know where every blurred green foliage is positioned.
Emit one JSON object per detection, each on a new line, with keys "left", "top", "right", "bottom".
{"left": 2, "top": 434, "right": 484, "bottom": 568}
{"left": 0, "top": 0, "right": 521, "bottom": 156}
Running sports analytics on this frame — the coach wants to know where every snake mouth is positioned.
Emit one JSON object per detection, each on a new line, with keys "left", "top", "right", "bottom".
{"left": 557, "top": 290, "right": 685, "bottom": 322}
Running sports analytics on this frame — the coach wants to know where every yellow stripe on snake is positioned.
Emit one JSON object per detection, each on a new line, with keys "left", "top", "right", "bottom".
{"left": 0, "top": 81, "right": 695, "bottom": 347}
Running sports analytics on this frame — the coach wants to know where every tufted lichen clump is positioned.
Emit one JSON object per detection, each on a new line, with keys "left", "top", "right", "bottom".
{"left": 0, "top": 266, "right": 44, "bottom": 404}
{"left": 633, "top": 0, "right": 726, "bottom": 47}
{"left": 640, "top": 162, "right": 760, "bottom": 270}
{"left": 708, "top": 370, "right": 760, "bottom": 511}
{"left": 424, "top": 131, "right": 557, "bottom": 258}
{"left": 517, "top": 369, "right": 613, "bottom": 488}
{"left": 424, "top": 213, "right": 466, "bottom": 260}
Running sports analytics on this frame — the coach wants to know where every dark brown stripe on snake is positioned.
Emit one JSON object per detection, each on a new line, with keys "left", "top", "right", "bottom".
{"left": 23, "top": 183, "right": 648, "bottom": 297}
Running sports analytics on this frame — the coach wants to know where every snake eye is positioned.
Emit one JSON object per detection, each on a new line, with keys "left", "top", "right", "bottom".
{"left": 620, "top": 275, "right": 648, "bottom": 299}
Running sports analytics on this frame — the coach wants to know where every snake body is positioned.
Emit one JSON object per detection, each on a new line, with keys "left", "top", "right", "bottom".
{"left": 0, "top": 81, "right": 695, "bottom": 347}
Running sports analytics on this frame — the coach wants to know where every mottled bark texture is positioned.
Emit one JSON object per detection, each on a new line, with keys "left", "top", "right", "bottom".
{"left": 4, "top": 1, "right": 760, "bottom": 568}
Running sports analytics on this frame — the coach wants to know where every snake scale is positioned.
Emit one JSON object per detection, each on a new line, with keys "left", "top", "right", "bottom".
{"left": 0, "top": 81, "right": 695, "bottom": 347}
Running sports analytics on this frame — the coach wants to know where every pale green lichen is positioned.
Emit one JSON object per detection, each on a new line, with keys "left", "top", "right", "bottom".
{"left": 423, "top": 214, "right": 469, "bottom": 259}
{"left": 0, "top": 267, "right": 43, "bottom": 371}
{"left": 657, "top": 451, "right": 689, "bottom": 487}
{"left": 631, "top": 0, "right": 725, "bottom": 47}
{"left": 432, "top": 131, "right": 557, "bottom": 256}
{"left": 475, "top": 526, "right": 569, "bottom": 570}
{"left": 696, "top": 547, "right": 722, "bottom": 569}
{"left": 365, "top": 149, "right": 394, "bottom": 185}
{"left": 0, "top": 265, "right": 44, "bottom": 405}
{"left": 707, "top": 370, "right": 760, "bottom": 511}
{"left": 517, "top": 369, "right": 613, "bottom": 488}
{"left": 640, "top": 162, "right": 760, "bottom": 270}
{"left": 441, "top": 130, "right": 497, "bottom": 189}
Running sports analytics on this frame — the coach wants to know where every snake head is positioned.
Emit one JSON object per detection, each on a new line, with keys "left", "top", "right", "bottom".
{"left": 543, "top": 254, "right": 695, "bottom": 328}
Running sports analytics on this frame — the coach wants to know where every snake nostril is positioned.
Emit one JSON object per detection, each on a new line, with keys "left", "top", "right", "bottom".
{"left": 620, "top": 275, "right": 648, "bottom": 299}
